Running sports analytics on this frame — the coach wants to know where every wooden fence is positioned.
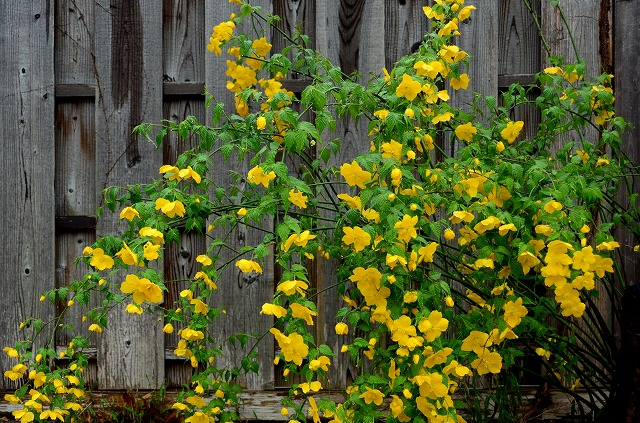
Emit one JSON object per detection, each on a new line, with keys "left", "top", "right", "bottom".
{"left": 1, "top": 0, "right": 639, "bottom": 408}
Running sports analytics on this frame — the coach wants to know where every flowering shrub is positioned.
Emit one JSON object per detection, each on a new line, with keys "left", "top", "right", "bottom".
{"left": 4, "top": 0, "right": 639, "bottom": 422}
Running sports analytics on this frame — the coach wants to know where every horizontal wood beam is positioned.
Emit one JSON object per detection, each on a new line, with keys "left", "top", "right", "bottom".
{"left": 55, "top": 84, "right": 96, "bottom": 98}
{"left": 280, "top": 78, "right": 313, "bottom": 93}
{"left": 54, "top": 76, "right": 537, "bottom": 102}
{"left": 498, "top": 73, "right": 537, "bottom": 87}
{"left": 0, "top": 387, "right": 604, "bottom": 421}
{"left": 54, "top": 346, "right": 185, "bottom": 361}
{"left": 163, "top": 81, "right": 206, "bottom": 97}
{"left": 55, "top": 216, "right": 97, "bottom": 231}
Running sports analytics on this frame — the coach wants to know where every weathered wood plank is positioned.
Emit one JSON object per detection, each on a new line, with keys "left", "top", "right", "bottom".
{"left": 162, "top": 0, "right": 208, "bottom": 383}
{"left": 613, "top": 0, "right": 640, "bottom": 289}
{"left": 499, "top": 0, "right": 541, "bottom": 139}
{"left": 0, "top": 387, "right": 608, "bottom": 421}
{"left": 55, "top": 100, "right": 97, "bottom": 216}
{"left": 273, "top": 0, "right": 316, "bottom": 54}
{"left": 204, "top": 0, "right": 276, "bottom": 391}
{"left": 163, "top": 0, "right": 205, "bottom": 83}
{"left": 54, "top": 98, "right": 100, "bottom": 385}
{"left": 384, "top": 0, "right": 430, "bottom": 71}
{"left": 0, "top": 0, "right": 55, "bottom": 390}
{"left": 94, "top": 0, "right": 164, "bottom": 389}
{"left": 54, "top": 0, "right": 95, "bottom": 84}
{"left": 314, "top": 0, "right": 386, "bottom": 390}
{"left": 163, "top": 82, "right": 206, "bottom": 97}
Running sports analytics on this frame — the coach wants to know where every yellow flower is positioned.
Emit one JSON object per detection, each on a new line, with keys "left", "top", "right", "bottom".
{"left": 89, "top": 248, "right": 114, "bottom": 271}
{"left": 3, "top": 347, "right": 19, "bottom": 359}
{"left": 374, "top": 109, "right": 390, "bottom": 120}
{"left": 449, "top": 210, "right": 474, "bottom": 224}
{"left": 163, "top": 324, "right": 174, "bottom": 334}
{"left": 260, "top": 303, "right": 287, "bottom": 318}
{"left": 340, "top": 160, "right": 371, "bottom": 188}
{"left": 288, "top": 190, "right": 308, "bottom": 208}
{"left": 119, "top": 206, "right": 140, "bottom": 221}
{"left": 247, "top": 166, "right": 276, "bottom": 188}
{"left": 235, "top": 259, "right": 263, "bottom": 274}
{"left": 125, "top": 303, "right": 142, "bottom": 314}
{"left": 359, "top": 387, "right": 384, "bottom": 405}
{"left": 500, "top": 120, "right": 524, "bottom": 144}
{"left": 342, "top": 226, "right": 371, "bottom": 252}
{"left": 471, "top": 349, "right": 503, "bottom": 375}
{"left": 256, "top": 116, "right": 266, "bottom": 130}
{"left": 417, "top": 242, "right": 438, "bottom": 264}
{"left": 404, "top": 291, "right": 418, "bottom": 303}
{"left": 88, "top": 324, "right": 102, "bottom": 333}
{"left": 276, "top": 279, "right": 309, "bottom": 296}
{"left": 535, "top": 224, "right": 554, "bottom": 236}
{"left": 431, "top": 112, "right": 454, "bottom": 124}
{"left": 418, "top": 310, "right": 449, "bottom": 342}
{"left": 12, "top": 408, "right": 35, "bottom": 423}
{"left": 461, "top": 331, "right": 492, "bottom": 355}
{"left": 116, "top": 243, "right": 139, "bottom": 266}
{"left": 443, "top": 228, "right": 456, "bottom": 241}
{"left": 503, "top": 297, "right": 528, "bottom": 328}
{"left": 120, "top": 274, "right": 163, "bottom": 304}
{"left": 596, "top": 241, "right": 620, "bottom": 251}
{"left": 381, "top": 139, "right": 404, "bottom": 161}
{"left": 455, "top": 122, "right": 477, "bottom": 142}
{"left": 335, "top": 322, "right": 349, "bottom": 335}
{"left": 155, "top": 198, "right": 186, "bottom": 218}
{"left": 396, "top": 74, "right": 423, "bottom": 101}
{"left": 270, "top": 328, "right": 309, "bottom": 365}
{"left": 181, "top": 328, "right": 205, "bottom": 341}
{"left": 543, "top": 200, "right": 563, "bottom": 214}
{"left": 496, "top": 141, "right": 505, "bottom": 152}
{"left": 139, "top": 227, "right": 164, "bottom": 244}
{"left": 143, "top": 242, "right": 161, "bottom": 261}
{"left": 518, "top": 251, "right": 540, "bottom": 275}
{"left": 498, "top": 223, "right": 517, "bottom": 236}
{"left": 290, "top": 303, "right": 317, "bottom": 325}
{"left": 281, "top": 230, "right": 317, "bottom": 251}
{"left": 309, "top": 356, "right": 331, "bottom": 372}
{"left": 196, "top": 254, "right": 212, "bottom": 267}
{"left": 337, "top": 193, "right": 362, "bottom": 210}
{"left": 394, "top": 215, "right": 418, "bottom": 243}
{"left": 458, "top": 5, "right": 476, "bottom": 21}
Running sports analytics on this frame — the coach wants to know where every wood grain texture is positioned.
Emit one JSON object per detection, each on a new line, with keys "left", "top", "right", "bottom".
{"left": 94, "top": 0, "right": 164, "bottom": 389}
{"left": 384, "top": 0, "right": 430, "bottom": 71}
{"left": 499, "top": 0, "right": 541, "bottom": 140}
{"left": 205, "top": 0, "right": 276, "bottom": 391}
{"left": 163, "top": 0, "right": 205, "bottom": 83}
{"left": 0, "top": 0, "right": 55, "bottom": 390}
{"left": 500, "top": 0, "right": 541, "bottom": 75}
{"left": 613, "top": 0, "right": 640, "bottom": 289}
{"left": 315, "top": 0, "right": 385, "bottom": 390}
{"left": 273, "top": 0, "right": 316, "bottom": 54}
{"left": 54, "top": 0, "right": 95, "bottom": 84}
{"left": 55, "top": 100, "right": 97, "bottom": 216}
{"left": 162, "top": 0, "right": 208, "bottom": 382}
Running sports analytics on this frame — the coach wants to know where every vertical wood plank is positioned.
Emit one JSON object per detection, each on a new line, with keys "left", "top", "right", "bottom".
{"left": 55, "top": 100, "right": 97, "bottom": 216}
{"left": 273, "top": 0, "right": 316, "bottom": 53}
{"left": 94, "top": 0, "right": 164, "bottom": 389}
{"left": 54, "top": 0, "right": 95, "bottom": 84}
{"left": 54, "top": 99, "right": 99, "bottom": 384}
{"left": 613, "top": 0, "right": 640, "bottom": 289}
{"left": 499, "top": 0, "right": 541, "bottom": 139}
{"left": 384, "top": 0, "right": 430, "bottom": 71}
{"left": 163, "top": 0, "right": 205, "bottom": 83}
{"left": 450, "top": 0, "right": 499, "bottom": 133}
{"left": 315, "top": 0, "right": 386, "bottom": 390}
{"left": 162, "top": 0, "right": 207, "bottom": 387}
{"left": 204, "top": 0, "right": 276, "bottom": 391}
{"left": 0, "top": 0, "right": 55, "bottom": 390}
